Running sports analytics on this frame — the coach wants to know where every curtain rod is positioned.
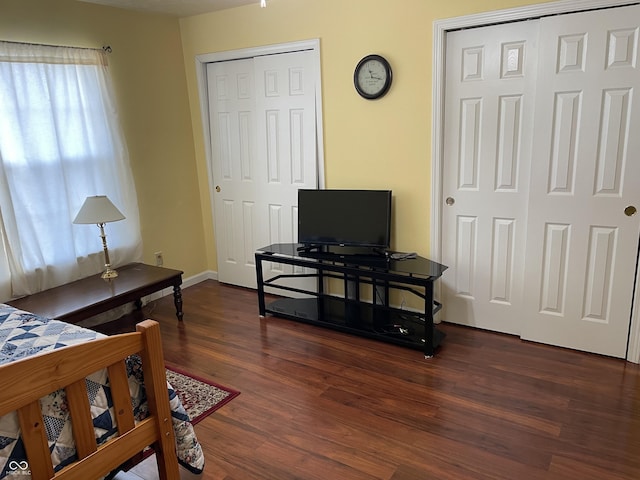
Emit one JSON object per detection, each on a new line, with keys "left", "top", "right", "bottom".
{"left": 0, "top": 40, "right": 112, "bottom": 53}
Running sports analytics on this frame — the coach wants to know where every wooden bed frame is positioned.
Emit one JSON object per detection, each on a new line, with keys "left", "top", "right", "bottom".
{"left": 0, "top": 319, "right": 180, "bottom": 480}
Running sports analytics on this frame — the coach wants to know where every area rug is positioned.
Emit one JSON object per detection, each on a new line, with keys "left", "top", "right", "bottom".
{"left": 166, "top": 365, "right": 240, "bottom": 424}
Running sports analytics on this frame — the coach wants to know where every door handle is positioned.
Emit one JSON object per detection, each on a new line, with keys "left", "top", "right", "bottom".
{"left": 445, "top": 197, "right": 455, "bottom": 206}
{"left": 215, "top": 185, "right": 221, "bottom": 193}
{"left": 624, "top": 205, "right": 637, "bottom": 217}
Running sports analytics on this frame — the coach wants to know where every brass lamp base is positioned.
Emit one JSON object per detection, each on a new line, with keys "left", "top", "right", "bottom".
{"left": 102, "top": 266, "right": 119, "bottom": 279}
{"left": 97, "top": 223, "right": 118, "bottom": 280}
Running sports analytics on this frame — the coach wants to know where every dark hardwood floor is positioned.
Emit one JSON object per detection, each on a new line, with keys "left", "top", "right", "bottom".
{"left": 97, "top": 280, "right": 640, "bottom": 480}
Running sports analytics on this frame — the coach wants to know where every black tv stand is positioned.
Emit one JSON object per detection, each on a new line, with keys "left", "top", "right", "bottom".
{"left": 296, "top": 244, "right": 388, "bottom": 257}
{"left": 296, "top": 244, "right": 321, "bottom": 253}
{"left": 255, "top": 243, "right": 448, "bottom": 358}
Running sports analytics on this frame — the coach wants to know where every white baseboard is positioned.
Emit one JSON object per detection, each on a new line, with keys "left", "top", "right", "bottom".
{"left": 143, "top": 270, "right": 218, "bottom": 302}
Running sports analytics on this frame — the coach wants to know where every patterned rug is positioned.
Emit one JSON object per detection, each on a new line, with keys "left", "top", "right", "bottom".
{"left": 166, "top": 366, "right": 240, "bottom": 424}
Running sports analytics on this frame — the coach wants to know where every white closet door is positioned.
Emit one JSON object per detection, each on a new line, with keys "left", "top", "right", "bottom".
{"left": 441, "top": 21, "right": 540, "bottom": 335}
{"left": 520, "top": 4, "right": 640, "bottom": 357}
{"left": 207, "top": 59, "right": 257, "bottom": 288}
{"left": 253, "top": 51, "right": 318, "bottom": 251}
{"left": 441, "top": 4, "right": 640, "bottom": 358}
{"left": 207, "top": 50, "right": 318, "bottom": 289}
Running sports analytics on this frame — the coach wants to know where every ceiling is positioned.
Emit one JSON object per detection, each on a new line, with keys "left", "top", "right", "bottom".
{"left": 77, "top": 0, "right": 262, "bottom": 17}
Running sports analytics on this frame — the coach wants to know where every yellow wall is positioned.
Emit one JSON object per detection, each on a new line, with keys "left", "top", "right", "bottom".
{"left": 0, "top": 0, "right": 206, "bottom": 278}
{"left": 180, "top": 0, "right": 551, "bottom": 267}
{"left": 1, "top": 0, "right": 553, "bottom": 283}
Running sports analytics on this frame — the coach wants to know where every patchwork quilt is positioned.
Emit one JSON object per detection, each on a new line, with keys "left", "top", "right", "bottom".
{"left": 0, "top": 304, "right": 204, "bottom": 478}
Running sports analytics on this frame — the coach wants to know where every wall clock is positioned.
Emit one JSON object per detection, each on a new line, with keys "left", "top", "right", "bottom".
{"left": 354, "top": 54, "right": 392, "bottom": 100}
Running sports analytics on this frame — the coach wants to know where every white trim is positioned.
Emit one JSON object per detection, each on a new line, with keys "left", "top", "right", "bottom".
{"left": 627, "top": 266, "right": 640, "bottom": 363}
{"left": 143, "top": 269, "right": 218, "bottom": 303}
{"left": 431, "top": 0, "right": 640, "bottom": 362}
{"left": 195, "top": 39, "right": 321, "bottom": 64}
{"left": 184, "top": 269, "right": 217, "bottom": 286}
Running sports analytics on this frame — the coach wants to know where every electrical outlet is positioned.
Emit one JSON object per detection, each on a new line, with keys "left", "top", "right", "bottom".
{"left": 154, "top": 251, "right": 163, "bottom": 266}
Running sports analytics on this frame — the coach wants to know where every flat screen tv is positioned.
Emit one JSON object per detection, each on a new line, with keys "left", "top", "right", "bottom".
{"left": 297, "top": 189, "right": 392, "bottom": 250}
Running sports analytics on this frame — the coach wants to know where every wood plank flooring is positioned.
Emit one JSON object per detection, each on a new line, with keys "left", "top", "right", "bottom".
{"left": 97, "top": 280, "right": 640, "bottom": 480}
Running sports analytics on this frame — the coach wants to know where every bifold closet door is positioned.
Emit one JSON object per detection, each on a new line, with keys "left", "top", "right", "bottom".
{"left": 206, "top": 50, "right": 318, "bottom": 290}
{"left": 520, "top": 4, "right": 640, "bottom": 358}
{"left": 441, "top": 21, "right": 540, "bottom": 335}
{"left": 441, "top": 4, "right": 640, "bottom": 357}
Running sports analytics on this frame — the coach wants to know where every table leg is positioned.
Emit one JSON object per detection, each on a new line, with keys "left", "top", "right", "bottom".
{"left": 173, "top": 283, "right": 183, "bottom": 321}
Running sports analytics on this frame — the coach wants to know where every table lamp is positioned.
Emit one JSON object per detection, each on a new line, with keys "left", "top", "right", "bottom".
{"left": 73, "top": 195, "right": 125, "bottom": 279}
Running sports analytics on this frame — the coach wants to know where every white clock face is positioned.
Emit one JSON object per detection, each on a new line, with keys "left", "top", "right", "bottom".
{"left": 354, "top": 55, "right": 392, "bottom": 99}
{"left": 357, "top": 59, "right": 388, "bottom": 95}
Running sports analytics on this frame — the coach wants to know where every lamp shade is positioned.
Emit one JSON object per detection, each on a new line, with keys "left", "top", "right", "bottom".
{"left": 73, "top": 195, "right": 125, "bottom": 224}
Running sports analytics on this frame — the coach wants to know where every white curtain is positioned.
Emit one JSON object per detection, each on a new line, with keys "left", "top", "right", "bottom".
{"left": 0, "top": 41, "right": 142, "bottom": 298}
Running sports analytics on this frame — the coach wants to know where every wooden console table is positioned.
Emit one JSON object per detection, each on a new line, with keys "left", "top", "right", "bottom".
{"left": 7, "top": 263, "right": 184, "bottom": 323}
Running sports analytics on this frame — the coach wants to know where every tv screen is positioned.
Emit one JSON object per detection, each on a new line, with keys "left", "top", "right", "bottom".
{"left": 298, "top": 189, "right": 392, "bottom": 249}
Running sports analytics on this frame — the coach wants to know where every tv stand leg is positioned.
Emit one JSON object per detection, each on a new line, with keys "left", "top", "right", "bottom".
{"left": 255, "top": 253, "right": 266, "bottom": 316}
{"left": 423, "top": 281, "right": 434, "bottom": 358}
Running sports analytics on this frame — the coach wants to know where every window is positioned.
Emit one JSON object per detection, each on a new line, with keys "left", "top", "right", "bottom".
{"left": 0, "top": 41, "right": 142, "bottom": 299}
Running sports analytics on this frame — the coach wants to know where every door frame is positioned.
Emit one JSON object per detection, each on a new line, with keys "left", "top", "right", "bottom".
{"left": 430, "top": 0, "right": 640, "bottom": 362}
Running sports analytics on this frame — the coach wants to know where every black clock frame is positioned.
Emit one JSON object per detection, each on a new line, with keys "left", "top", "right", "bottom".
{"left": 354, "top": 54, "right": 393, "bottom": 100}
